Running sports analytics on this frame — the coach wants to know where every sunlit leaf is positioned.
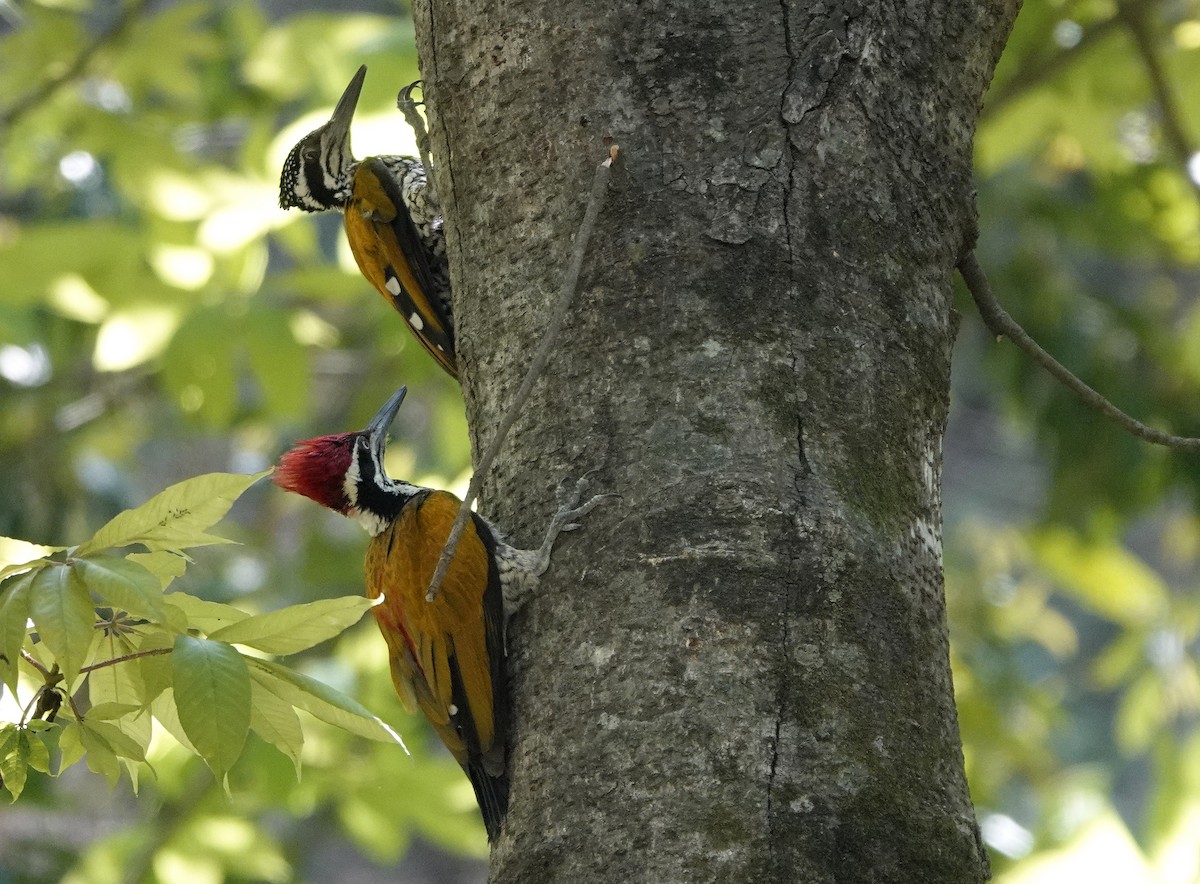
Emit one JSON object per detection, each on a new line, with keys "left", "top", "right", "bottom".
{"left": 163, "top": 592, "right": 249, "bottom": 634}
{"left": 248, "top": 678, "right": 304, "bottom": 773}
{"left": 135, "top": 630, "right": 176, "bottom": 704}
{"left": 0, "top": 570, "right": 35, "bottom": 694}
{"left": 28, "top": 565, "right": 95, "bottom": 683}
{"left": 0, "top": 536, "right": 61, "bottom": 581}
{"left": 78, "top": 721, "right": 122, "bottom": 787}
{"left": 82, "top": 719, "right": 147, "bottom": 763}
{"left": 246, "top": 658, "right": 404, "bottom": 747}
{"left": 24, "top": 729, "right": 51, "bottom": 776}
{"left": 171, "top": 636, "right": 250, "bottom": 777}
{"left": 150, "top": 689, "right": 197, "bottom": 754}
{"left": 86, "top": 632, "right": 147, "bottom": 716}
{"left": 0, "top": 725, "right": 27, "bottom": 801}
{"left": 75, "top": 471, "right": 270, "bottom": 556}
{"left": 85, "top": 703, "right": 143, "bottom": 721}
{"left": 56, "top": 722, "right": 86, "bottom": 775}
{"left": 126, "top": 551, "right": 190, "bottom": 590}
{"left": 208, "top": 596, "right": 376, "bottom": 655}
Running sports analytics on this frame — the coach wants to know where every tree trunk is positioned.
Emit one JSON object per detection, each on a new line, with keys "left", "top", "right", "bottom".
{"left": 413, "top": 0, "right": 1019, "bottom": 879}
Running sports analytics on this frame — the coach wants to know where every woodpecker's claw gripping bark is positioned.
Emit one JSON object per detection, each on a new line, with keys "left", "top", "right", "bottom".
{"left": 397, "top": 80, "right": 424, "bottom": 110}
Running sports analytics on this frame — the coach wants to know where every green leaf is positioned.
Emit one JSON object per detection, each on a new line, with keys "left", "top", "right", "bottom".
{"left": 75, "top": 471, "right": 270, "bottom": 556}
{"left": 246, "top": 658, "right": 405, "bottom": 747}
{"left": 0, "top": 725, "right": 27, "bottom": 801}
{"left": 71, "top": 555, "right": 165, "bottom": 622}
{"left": 0, "top": 571, "right": 35, "bottom": 694}
{"left": 208, "top": 596, "right": 376, "bottom": 655}
{"left": 82, "top": 720, "right": 146, "bottom": 762}
{"left": 57, "top": 722, "right": 85, "bottom": 773}
{"left": 78, "top": 721, "right": 122, "bottom": 787}
{"left": 126, "top": 551, "right": 190, "bottom": 590}
{"left": 135, "top": 630, "right": 175, "bottom": 704}
{"left": 87, "top": 633, "right": 146, "bottom": 710}
{"left": 248, "top": 677, "right": 304, "bottom": 773}
{"left": 171, "top": 636, "right": 250, "bottom": 777}
{"left": 24, "top": 729, "right": 51, "bottom": 775}
{"left": 163, "top": 592, "right": 249, "bottom": 634}
{"left": 85, "top": 702, "right": 143, "bottom": 721}
{"left": 28, "top": 565, "right": 95, "bottom": 683}
{"left": 0, "top": 536, "right": 61, "bottom": 581}
{"left": 150, "top": 690, "right": 197, "bottom": 754}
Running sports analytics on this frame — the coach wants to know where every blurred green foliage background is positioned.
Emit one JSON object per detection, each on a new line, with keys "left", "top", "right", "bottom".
{"left": 0, "top": 0, "right": 1197, "bottom": 881}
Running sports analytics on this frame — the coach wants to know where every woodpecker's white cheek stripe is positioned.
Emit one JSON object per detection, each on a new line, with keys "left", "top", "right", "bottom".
{"left": 344, "top": 453, "right": 362, "bottom": 508}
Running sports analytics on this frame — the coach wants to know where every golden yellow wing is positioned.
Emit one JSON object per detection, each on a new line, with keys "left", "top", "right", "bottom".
{"left": 363, "top": 490, "right": 504, "bottom": 766}
{"left": 344, "top": 158, "right": 457, "bottom": 378}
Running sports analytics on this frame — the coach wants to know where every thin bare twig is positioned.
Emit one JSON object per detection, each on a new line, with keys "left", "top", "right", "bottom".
{"left": 0, "top": 0, "right": 154, "bottom": 130}
{"left": 79, "top": 646, "right": 171, "bottom": 674}
{"left": 19, "top": 649, "right": 54, "bottom": 681}
{"left": 426, "top": 143, "right": 620, "bottom": 602}
{"left": 959, "top": 251, "right": 1200, "bottom": 451}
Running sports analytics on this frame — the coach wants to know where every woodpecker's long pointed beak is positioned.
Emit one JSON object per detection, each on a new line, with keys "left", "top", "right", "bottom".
{"left": 365, "top": 386, "right": 407, "bottom": 457}
{"left": 326, "top": 64, "right": 367, "bottom": 142}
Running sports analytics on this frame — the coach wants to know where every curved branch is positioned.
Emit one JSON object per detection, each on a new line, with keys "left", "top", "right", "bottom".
{"left": 958, "top": 251, "right": 1200, "bottom": 451}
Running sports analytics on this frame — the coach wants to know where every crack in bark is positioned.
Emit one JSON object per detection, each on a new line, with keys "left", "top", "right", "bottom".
{"left": 768, "top": 8, "right": 803, "bottom": 865}
{"left": 778, "top": 0, "right": 797, "bottom": 267}
{"left": 765, "top": 559, "right": 794, "bottom": 874}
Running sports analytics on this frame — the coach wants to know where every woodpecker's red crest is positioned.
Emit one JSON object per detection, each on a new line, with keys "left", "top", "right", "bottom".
{"left": 274, "top": 433, "right": 358, "bottom": 513}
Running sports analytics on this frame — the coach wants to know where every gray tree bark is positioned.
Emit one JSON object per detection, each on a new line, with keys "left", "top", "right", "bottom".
{"left": 412, "top": 0, "right": 1019, "bottom": 880}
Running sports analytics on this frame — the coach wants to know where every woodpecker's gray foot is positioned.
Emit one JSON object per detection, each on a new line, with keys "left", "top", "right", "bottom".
{"left": 548, "top": 469, "right": 617, "bottom": 536}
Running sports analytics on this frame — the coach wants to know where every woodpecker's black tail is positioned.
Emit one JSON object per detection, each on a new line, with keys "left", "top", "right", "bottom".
{"left": 467, "top": 762, "right": 510, "bottom": 841}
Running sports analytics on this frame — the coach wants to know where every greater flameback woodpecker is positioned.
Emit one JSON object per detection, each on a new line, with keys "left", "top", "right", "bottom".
{"left": 279, "top": 66, "right": 457, "bottom": 378}
{"left": 274, "top": 387, "right": 608, "bottom": 840}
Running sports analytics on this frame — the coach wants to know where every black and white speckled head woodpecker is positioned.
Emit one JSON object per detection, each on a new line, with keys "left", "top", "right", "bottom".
{"left": 279, "top": 65, "right": 366, "bottom": 212}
